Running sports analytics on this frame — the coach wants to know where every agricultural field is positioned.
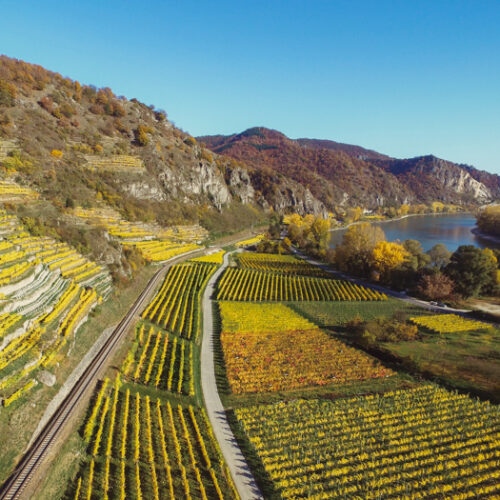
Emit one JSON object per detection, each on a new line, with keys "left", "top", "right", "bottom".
{"left": 219, "top": 302, "right": 316, "bottom": 334}
{"left": 236, "top": 252, "right": 328, "bottom": 277}
{"left": 130, "top": 241, "right": 201, "bottom": 263}
{"left": 73, "top": 206, "right": 207, "bottom": 262}
{"left": 142, "top": 263, "right": 216, "bottom": 339}
{"left": 56, "top": 250, "right": 239, "bottom": 500}
{"left": 235, "top": 234, "right": 265, "bottom": 248}
{"left": 123, "top": 323, "right": 195, "bottom": 396}
{"left": 0, "top": 180, "right": 39, "bottom": 202}
{"left": 236, "top": 385, "right": 500, "bottom": 499}
{"left": 217, "top": 267, "right": 386, "bottom": 301}
{"left": 84, "top": 154, "right": 146, "bottom": 172}
{"left": 69, "top": 380, "right": 237, "bottom": 500}
{"left": 0, "top": 211, "right": 110, "bottom": 406}
{"left": 410, "top": 313, "right": 492, "bottom": 334}
{"left": 219, "top": 302, "right": 393, "bottom": 394}
{"left": 379, "top": 323, "right": 500, "bottom": 402}
{"left": 290, "top": 299, "right": 423, "bottom": 330}
{"left": 190, "top": 250, "right": 225, "bottom": 265}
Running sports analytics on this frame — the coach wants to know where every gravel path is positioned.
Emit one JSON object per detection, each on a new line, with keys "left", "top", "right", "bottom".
{"left": 201, "top": 252, "right": 263, "bottom": 500}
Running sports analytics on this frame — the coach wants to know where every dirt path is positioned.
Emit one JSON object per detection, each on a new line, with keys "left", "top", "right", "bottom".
{"left": 200, "top": 252, "right": 263, "bottom": 500}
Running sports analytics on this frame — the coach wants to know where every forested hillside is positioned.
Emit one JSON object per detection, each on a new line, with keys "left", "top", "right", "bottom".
{"left": 200, "top": 127, "right": 500, "bottom": 209}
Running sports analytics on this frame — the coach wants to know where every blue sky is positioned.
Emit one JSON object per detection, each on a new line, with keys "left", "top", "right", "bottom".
{"left": 0, "top": 1, "right": 499, "bottom": 172}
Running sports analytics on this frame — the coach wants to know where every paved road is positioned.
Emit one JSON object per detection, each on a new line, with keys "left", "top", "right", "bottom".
{"left": 201, "top": 252, "right": 264, "bottom": 500}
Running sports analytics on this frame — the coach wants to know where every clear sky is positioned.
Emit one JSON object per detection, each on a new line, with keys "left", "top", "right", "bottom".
{"left": 0, "top": 1, "right": 499, "bottom": 172}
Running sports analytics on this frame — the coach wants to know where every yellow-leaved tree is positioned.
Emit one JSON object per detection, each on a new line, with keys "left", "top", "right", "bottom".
{"left": 371, "top": 241, "right": 409, "bottom": 279}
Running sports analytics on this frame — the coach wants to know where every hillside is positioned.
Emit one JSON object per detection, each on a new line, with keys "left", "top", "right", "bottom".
{"left": 0, "top": 56, "right": 327, "bottom": 262}
{"left": 199, "top": 127, "right": 500, "bottom": 209}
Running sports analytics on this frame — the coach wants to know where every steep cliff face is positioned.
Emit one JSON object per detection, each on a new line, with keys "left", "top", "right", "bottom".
{"left": 381, "top": 156, "right": 494, "bottom": 203}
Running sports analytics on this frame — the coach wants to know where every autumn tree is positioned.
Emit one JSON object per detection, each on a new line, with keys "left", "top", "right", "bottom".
{"left": 335, "top": 223, "right": 385, "bottom": 276}
{"left": 134, "top": 125, "right": 150, "bottom": 146}
{"left": 286, "top": 213, "right": 330, "bottom": 254}
{"left": 0, "top": 80, "right": 17, "bottom": 106}
{"left": 344, "top": 206, "right": 363, "bottom": 224}
{"left": 417, "top": 272, "right": 455, "bottom": 301}
{"left": 477, "top": 206, "right": 500, "bottom": 237}
{"left": 371, "top": 241, "right": 409, "bottom": 282}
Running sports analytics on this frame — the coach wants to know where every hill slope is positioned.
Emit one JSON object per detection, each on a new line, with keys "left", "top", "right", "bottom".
{"left": 0, "top": 56, "right": 328, "bottom": 256}
{"left": 199, "top": 127, "right": 500, "bottom": 209}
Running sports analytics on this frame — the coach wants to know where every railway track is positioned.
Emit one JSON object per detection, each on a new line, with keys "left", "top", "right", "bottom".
{"left": 0, "top": 234, "right": 256, "bottom": 499}
{"left": 0, "top": 251, "right": 191, "bottom": 500}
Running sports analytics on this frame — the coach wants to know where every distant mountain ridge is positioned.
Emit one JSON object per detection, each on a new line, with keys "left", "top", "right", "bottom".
{"left": 199, "top": 127, "right": 500, "bottom": 209}
{"left": 296, "top": 137, "right": 390, "bottom": 161}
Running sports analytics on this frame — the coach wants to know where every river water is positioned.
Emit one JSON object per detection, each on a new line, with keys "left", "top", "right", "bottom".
{"left": 329, "top": 213, "right": 500, "bottom": 252}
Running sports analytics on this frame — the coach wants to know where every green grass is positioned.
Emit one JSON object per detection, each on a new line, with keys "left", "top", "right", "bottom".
{"left": 379, "top": 328, "right": 500, "bottom": 402}
{"left": 290, "top": 298, "right": 424, "bottom": 329}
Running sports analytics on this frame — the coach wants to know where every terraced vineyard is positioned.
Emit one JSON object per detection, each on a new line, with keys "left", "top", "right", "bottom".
{"left": 0, "top": 180, "right": 39, "bottom": 202}
{"left": 73, "top": 381, "right": 237, "bottom": 500}
{"left": 217, "top": 267, "right": 387, "bottom": 301}
{"left": 190, "top": 250, "right": 225, "bottom": 265}
{"left": 142, "top": 263, "right": 216, "bottom": 339}
{"left": 72, "top": 206, "right": 207, "bottom": 262}
{"left": 84, "top": 154, "right": 146, "bottom": 172}
{"left": 235, "top": 234, "right": 265, "bottom": 248}
{"left": 0, "top": 210, "right": 110, "bottom": 406}
{"left": 236, "top": 385, "right": 500, "bottom": 499}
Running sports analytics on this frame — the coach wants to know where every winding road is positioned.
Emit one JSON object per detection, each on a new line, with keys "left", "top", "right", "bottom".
{"left": 201, "top": 251, "right": 264, "bottom": 500}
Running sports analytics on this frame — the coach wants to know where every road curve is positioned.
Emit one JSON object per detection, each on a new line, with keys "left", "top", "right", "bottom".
{"left": 0, "top": 248, "right": 202, "bottom": 500}
{"left": 201, "top": 252, "right": 264, "bottom": 500}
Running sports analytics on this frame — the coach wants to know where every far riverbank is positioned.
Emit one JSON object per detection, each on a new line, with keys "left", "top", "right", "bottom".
{"left": 329, "top": 212, "right": 496, "bottom": 252}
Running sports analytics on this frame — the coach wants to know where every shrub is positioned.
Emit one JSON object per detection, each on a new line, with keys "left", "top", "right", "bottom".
{"left": 0, "top": 80, "right": 16, "bottom": 106}
{"left": 134, "top": 125, "right": 152, "bottom": 146}
{"left": 51, "top": 149, "right": 63, "bottom": 158}
{"left": 347, "top": 315, "right": 418, "bottom": 347}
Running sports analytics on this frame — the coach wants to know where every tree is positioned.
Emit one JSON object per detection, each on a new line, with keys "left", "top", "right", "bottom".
{"left": 427, "top": 243, "right": 451, "bottom": 268}
{"left": 444, "top": 245, "right": 497, "bottom": 297}
{"left": 371, "top": 241, "right": 409, "bottom": 280}
{"left": 417, "top": 272, "right": 455, "bottom": 301}
{"left": 335, "top": 223, "right": 385, "bottom": 276}
{"left": 476, "top": 206, "right": 500, "bottom": 237}
{"left": 403, "top": 240, "right": 431, "bottom": 271}
{"left": 134, "top": 125, "right": 150, "bottom": 146}
{"left": 344, "top": 206, "right": 363, "bottom": 224}
{"left": 286, "top": 213, "right": 330, "bottom": 253}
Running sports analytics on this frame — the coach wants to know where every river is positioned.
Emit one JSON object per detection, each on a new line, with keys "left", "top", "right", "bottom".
{"left": 329, "top": 213, "right": 500, "bottom": 252}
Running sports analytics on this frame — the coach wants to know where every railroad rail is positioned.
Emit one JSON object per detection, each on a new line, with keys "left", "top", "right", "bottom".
{"left": 0, "top": 249, "right": 201, "bottom": 500}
